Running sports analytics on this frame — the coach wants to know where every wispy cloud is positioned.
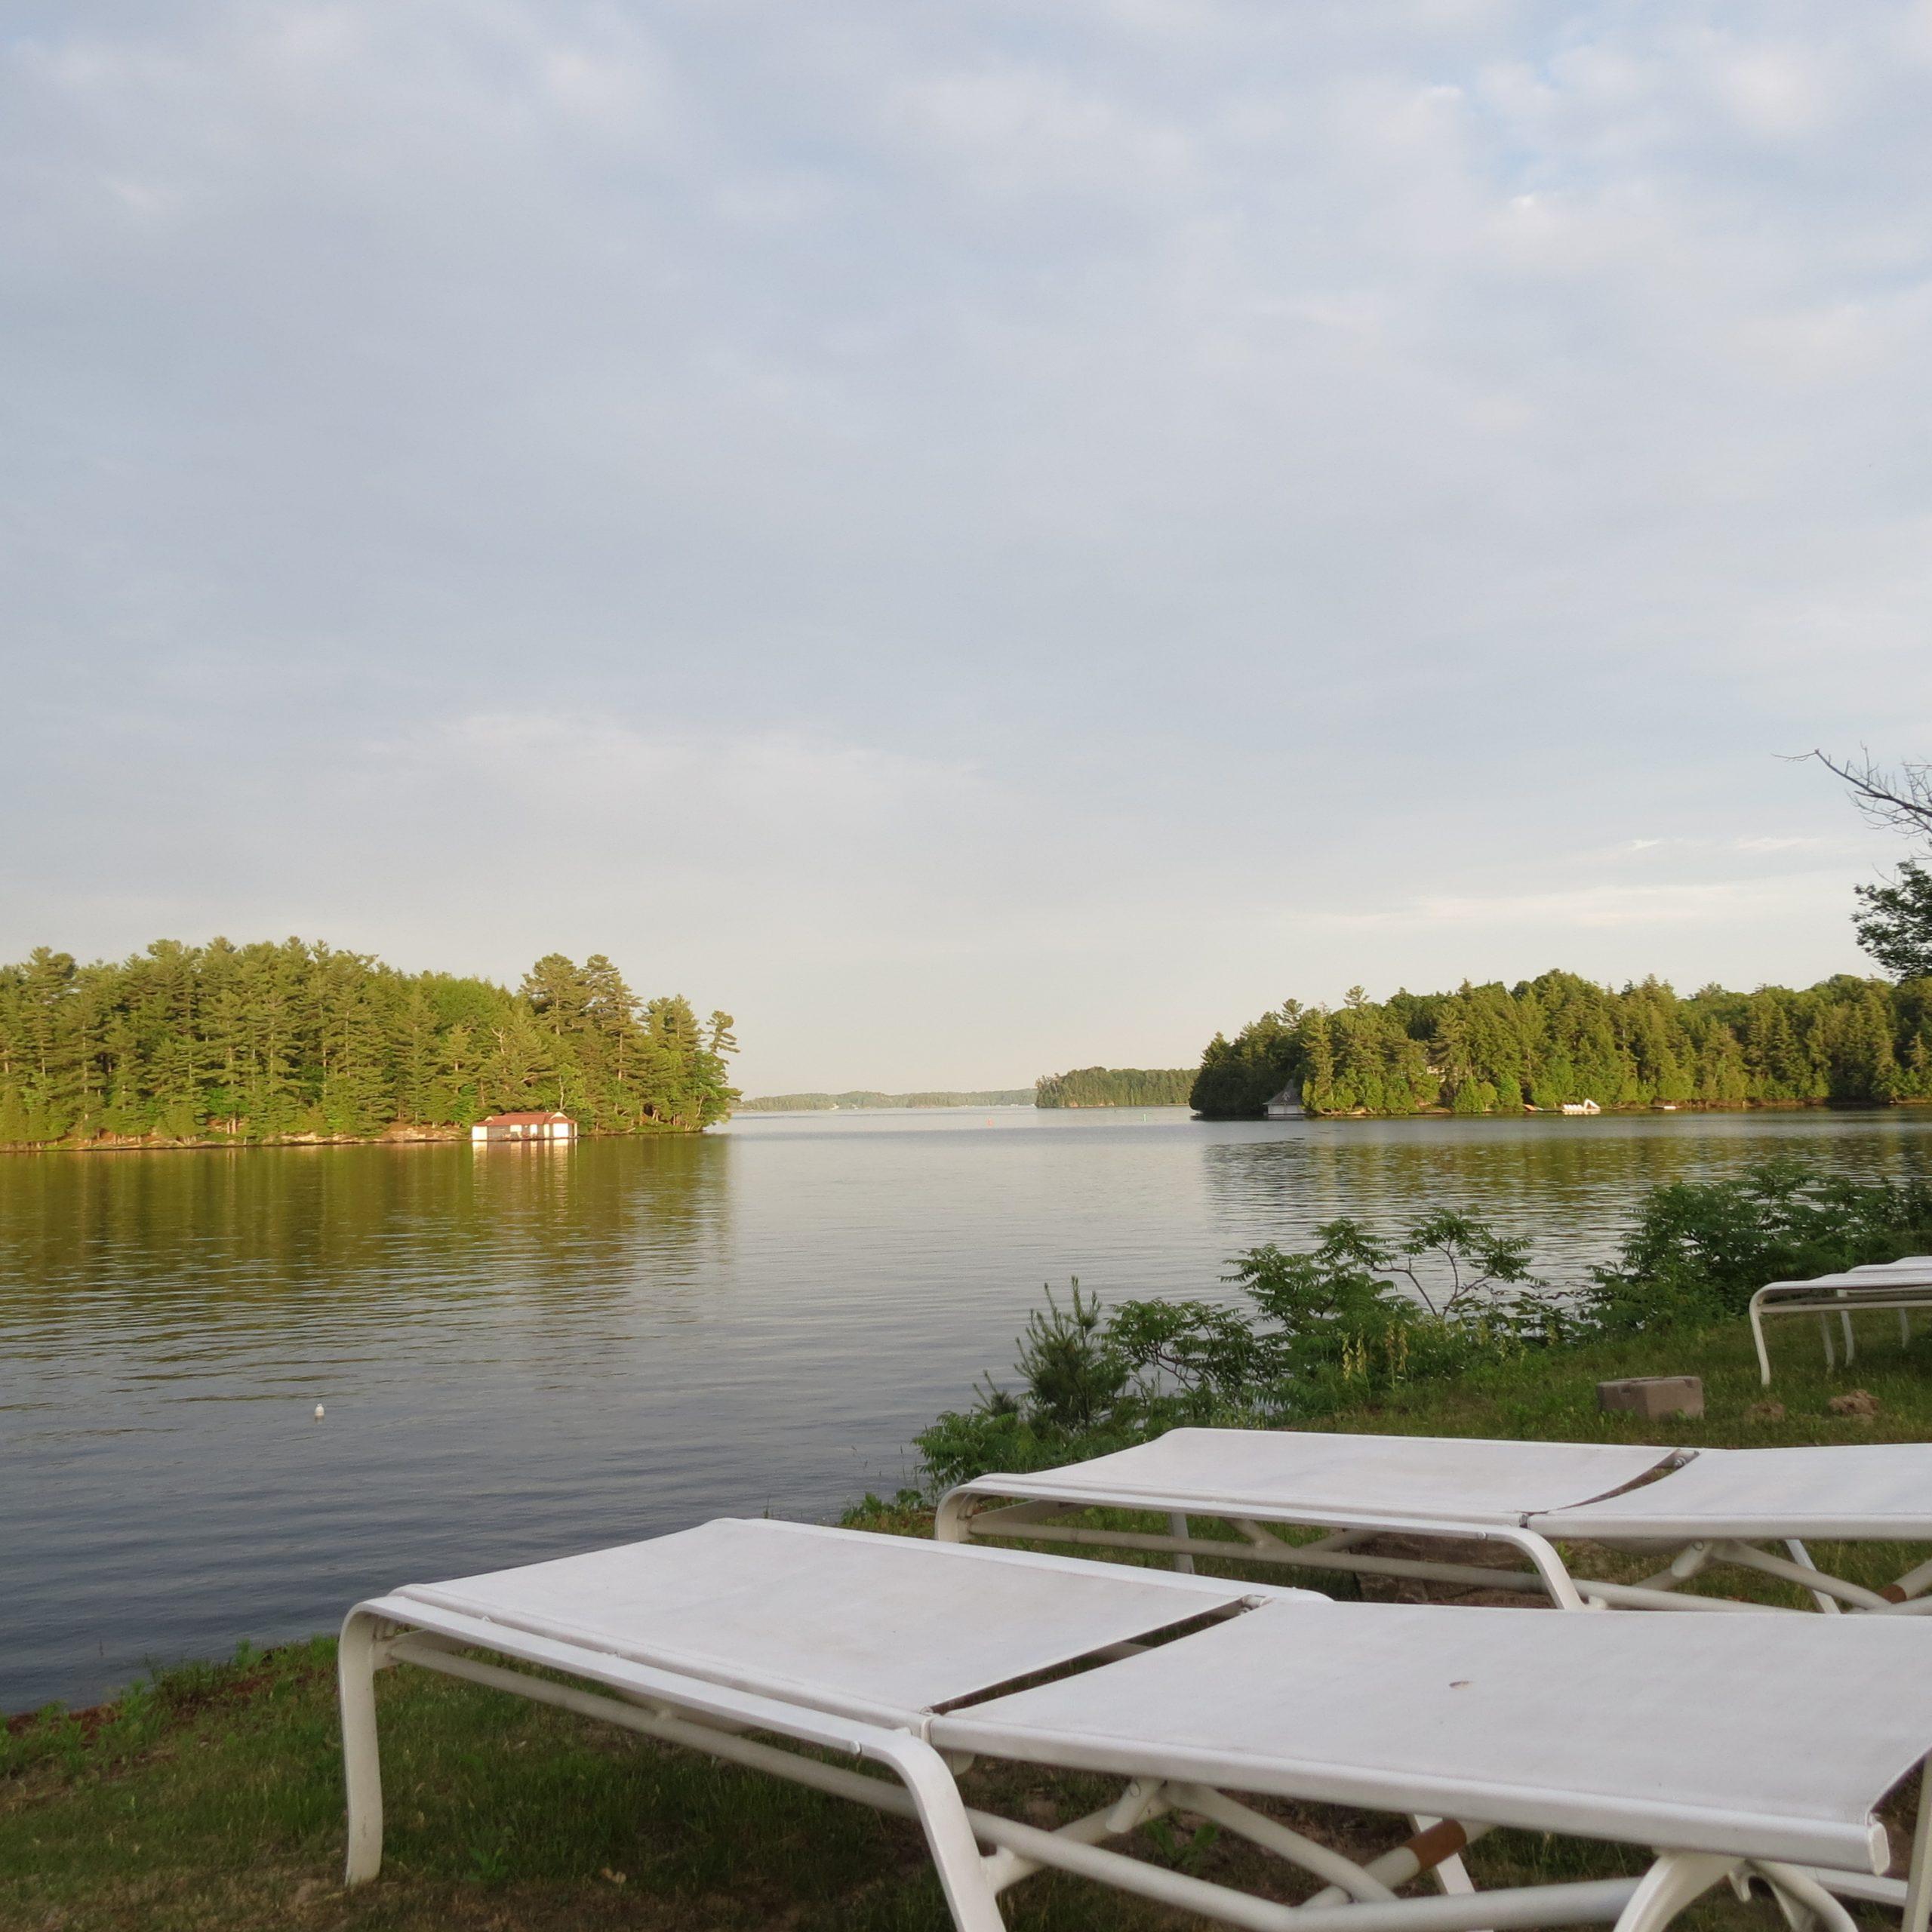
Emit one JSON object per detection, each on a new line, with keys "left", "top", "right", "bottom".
{"left": 1309, "top": 873, "right": 1854, "bottom": 934}
{"left": 1, "top": 2, "right": 1927, "bottom": 1082}
{"left": 1604, "top": 834, "right": 1861, "bottom": 860}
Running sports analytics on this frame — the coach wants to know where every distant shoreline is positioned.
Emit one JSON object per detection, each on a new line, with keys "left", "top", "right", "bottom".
{"left": 736, "top": 1088, "right": 1034, "bottom": 1112}
{"left": 14, "top": 1094, "right": 1926, "bottom": 1154}
{"left": 1290, "top": 1097, "right": 1932, "bottom": 1121}
{"left": 0, "top": 1122, "right": 710, "bottom": 1156}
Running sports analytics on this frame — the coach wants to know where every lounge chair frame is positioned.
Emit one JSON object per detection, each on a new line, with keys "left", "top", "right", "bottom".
{"left": 937, "top": 1484, "right": 1932, "bottom": 1621}
{"left": 1750, "top": 1260, "right": 1932, "bottom": 1386}
{"left": 340, "top": 1590, "right": 1932, "bottom": 1932}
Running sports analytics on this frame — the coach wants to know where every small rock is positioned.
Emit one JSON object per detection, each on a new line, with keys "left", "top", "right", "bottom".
{"left": 1829, "top": 1389, "right": 1881, "bottom": 1419}
{"left": 313, "top": 1404, "right": 325, "bottom": 1421}
{"left": 1745, "top": 1401, "right": 1786, "bottom": 1423}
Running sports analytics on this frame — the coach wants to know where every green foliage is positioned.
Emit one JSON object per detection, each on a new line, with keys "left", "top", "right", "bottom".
{"left": 1035, "top": 1066, "right": 1195, "bottom": 1108}
{"left": 1855, "top": 861, "right": 1932, "bottom": 980}
{"left": 1587, "top": 1161, "right": 1932, "bottom": 1332}
{"left": 916, "top": 1215, "right": 1575, "bottom": 1489}
{"left": 0, "top": 938, "right": 737, "bottom": 1147}
{"left": 1192, "top": 971, "right": 1932, "bottom": 1118}
{"left": 1188, "top": 1001, "right": 1305, "bottom": 1118}
{"left": 916, "top": 1165, "right": 1932, "bottom": 1491}
{"left": 1008, "top": 1280, "right": 1131, "bottom": 1428}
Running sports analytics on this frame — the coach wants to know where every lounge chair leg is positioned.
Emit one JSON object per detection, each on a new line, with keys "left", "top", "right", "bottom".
{"left": 1751, "top": 1294, "right": 1775, "bottom": 1386}
{"left": 1749, "top": 1861, "right": 1856, "bottom": 1932}
{"left": 1842, "top": 1311, "right": 1856, "bottom": 1364}
{"left": 1819, "top": 1313, "right": 1835, "bottom": 1371}
{"left": 1409, "top": 1814, "right": 1476, "bottom": 1897}
{"left": 1614, "top": 1852, "right": 1737, "bottom": 1932}
{"left": 1784, "top": 1540, "right": 1842, "bottom": 1615}
{"left": 1905, "top": 1758, "right": 1932, "bottom": 1932}
{"left": 1168, "top": 1514, "right": 1196, "bottom": 1574}
{"left": 340, "top": 1611, "right": 386, "bottom": 1886}
{"left": 866, "top": 1732, "right": 1008, "bottom": 1932}
{"left": 933, "top": 1491, "right": 973, "bottom": 1543}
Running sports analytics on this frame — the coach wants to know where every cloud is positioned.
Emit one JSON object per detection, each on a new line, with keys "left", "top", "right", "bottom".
{"left": 1309, "top": 873, "right": 1852, "bottom": 934}
{"left": 1, "top": 1, "right": 1929, "bottom": 1084}
{"left": 1606, "top": 834, "right": 1859, "bottom": 858}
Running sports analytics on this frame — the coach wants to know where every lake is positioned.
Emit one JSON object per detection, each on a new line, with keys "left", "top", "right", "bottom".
{"left": 5, "top": 1105, "right": 1932, "bottom": 1711}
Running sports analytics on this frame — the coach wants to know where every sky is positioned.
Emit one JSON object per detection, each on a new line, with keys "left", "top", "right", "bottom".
{"left": 4, "top": 2, "right": 1930, "bottom": 1094}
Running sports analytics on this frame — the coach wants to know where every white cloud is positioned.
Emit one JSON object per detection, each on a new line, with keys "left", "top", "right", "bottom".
{"left": 2, "top": 0, "right": 1929, "bottom": 1084}
{"left": 1311, "top": 875, "right": 1848, "bottom": 934}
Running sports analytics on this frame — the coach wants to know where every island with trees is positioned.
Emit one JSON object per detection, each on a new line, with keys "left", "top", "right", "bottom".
{"left": 741, "top": 1071, "right": 1198, "bottom": 1111}
{"left": 1196, "top": 752, "right": 1932, "bottom": 1121}
{"left": 0, "top": 939, "right": 737, "bottom": 1149}
{"left": 1034, "top": 1066, "right": 1195, "bottom": 1107}
{"left": 1192, "top": 972, "right": 1932, "bottom": 1119}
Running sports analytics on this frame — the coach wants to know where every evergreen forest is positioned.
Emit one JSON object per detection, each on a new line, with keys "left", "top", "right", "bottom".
{"left": 1034, "top": 1066, "right": 1196, "bottom": 1108}
{"left": 1191, "top": 971, "right": 1932, "bottom": 1119}
{"left": 0, "top": 939, "right": 738, "bottom": 1147}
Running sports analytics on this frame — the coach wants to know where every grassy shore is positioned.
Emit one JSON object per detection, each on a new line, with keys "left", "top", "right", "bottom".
{"left": 7, "top": 1315, "right": 1930, "bottom": 1932}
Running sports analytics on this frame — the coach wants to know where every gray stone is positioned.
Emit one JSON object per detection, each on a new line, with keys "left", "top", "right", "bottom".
{"left": 1596, "top": 1374, "right": 1704, "bottom": 1420}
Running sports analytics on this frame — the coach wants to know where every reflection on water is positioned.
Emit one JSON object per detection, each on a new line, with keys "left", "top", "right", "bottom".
{"left": 1194, "top": 1110, "right": 1932, "bottom": 1236}
{"left": 3, "top": 1106, "right": 1930, "bottom": 1709}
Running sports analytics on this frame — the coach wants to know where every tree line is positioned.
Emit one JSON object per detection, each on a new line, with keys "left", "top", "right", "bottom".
{"left": 1035, "top": 1066, "right": 1196, "bottom": 1108}
{"left": 738, "top": 1089, "right": 1032, "bottom": 1112}
{"left": 0, "top": 939, "right": 737, "bottom": 1147}
{"left": 1192, "top": 971, "right": 1932, "bottom": 1119}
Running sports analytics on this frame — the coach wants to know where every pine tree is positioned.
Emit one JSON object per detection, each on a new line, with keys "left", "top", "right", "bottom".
{"left": 1192, "top": 971, "right": 1932, "bottom": 1119}
{"left": 0, "top": 937, "right": 734, "bottom": 1144}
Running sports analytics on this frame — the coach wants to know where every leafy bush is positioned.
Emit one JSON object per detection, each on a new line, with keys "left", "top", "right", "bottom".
{"left": 914, "top": 1214, "right": 1574, "bottom": 1490}
{"left": 1587, "top": 1161, "right": 1932, "bottom": 1332}
{"left": 911, "top": 1167, "right": 1932, "bottom": 1493}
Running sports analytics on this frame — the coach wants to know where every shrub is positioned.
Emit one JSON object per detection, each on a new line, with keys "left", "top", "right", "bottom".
{"left": 1008, "top": 1281, "right": 1130, "bottom": 1430}
{"left": 912, "top": 1164, "right": 1932, "bottom": 1494}
{"left": 915, "top": 1214, "right": 1574, "bottom": 1490}
{"left": 1587, "top": 1161, "right": 1932, "bottom": 1332}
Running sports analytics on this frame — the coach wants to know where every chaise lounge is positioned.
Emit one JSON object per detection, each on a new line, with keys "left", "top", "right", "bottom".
{"left": 1751, "top": 1257, "right": 1932, "bottom": 1384}
{"left": 937, "top": 1428, "right": 1932, "bottom": 1614}
{"left": 342, "top": 1516, "right": 1932, "bottom": 1932}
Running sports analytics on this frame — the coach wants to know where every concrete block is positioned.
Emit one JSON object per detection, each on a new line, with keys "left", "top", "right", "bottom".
{"left": 1597, "top": 1374, "right": 1703, "bottom": 1420}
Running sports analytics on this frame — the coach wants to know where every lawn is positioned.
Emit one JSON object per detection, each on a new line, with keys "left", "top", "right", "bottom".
{"left": 5, "top": 1312, "right": 1929, "bottom": 1932}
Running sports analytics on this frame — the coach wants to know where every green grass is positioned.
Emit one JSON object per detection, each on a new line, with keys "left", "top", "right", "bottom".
{"left": 7, "top": 1315, "right": 1930, "bottom": 1931}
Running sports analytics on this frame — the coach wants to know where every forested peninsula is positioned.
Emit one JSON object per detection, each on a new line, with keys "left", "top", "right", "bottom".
{"left": 1034, "top": 1066, "right": 1195, "bottom": 1107}
{"left": 0, "top": 940, "right": 737, "bottom": 1149}
{"left": 1192, "top": 971, "right": 1932, "bottom": 1119}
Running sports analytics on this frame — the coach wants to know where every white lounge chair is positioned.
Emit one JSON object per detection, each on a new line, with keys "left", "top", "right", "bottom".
{"left": 341, "top": 1517, "right": 1932, "bottom": 1932}
{"left": 1752, "top": 1257, "right": 1932, "bottom": 1385}
{"left": 939, "top": 1429, "right": 1932, "bottom": 1615}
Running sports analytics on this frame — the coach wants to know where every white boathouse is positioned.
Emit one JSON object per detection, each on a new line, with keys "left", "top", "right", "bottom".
{"left": 1264, "top": 1085, "right": 1304, "bottom": 1119}
{"left": 472, "top": 1111, "right": 577, "bottom": 1144}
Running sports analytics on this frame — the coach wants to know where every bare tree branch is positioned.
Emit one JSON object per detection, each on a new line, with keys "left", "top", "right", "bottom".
{"left": 1807, "top": 748, "right": 1932, "bottom": 844}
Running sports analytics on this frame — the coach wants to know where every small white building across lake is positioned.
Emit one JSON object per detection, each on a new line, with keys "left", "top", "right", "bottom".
{"left": 472, "top": 1111, "right": 577, "bottom": 1144}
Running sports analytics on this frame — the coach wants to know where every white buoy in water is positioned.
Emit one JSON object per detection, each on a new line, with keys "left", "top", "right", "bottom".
{"left": 314, "top": 1404, "right": 325, "bottom": 1420}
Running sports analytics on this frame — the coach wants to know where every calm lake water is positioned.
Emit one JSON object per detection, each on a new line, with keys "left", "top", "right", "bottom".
{"left": 6, "top": 1105, "right": 1932, "bottom": 1711}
